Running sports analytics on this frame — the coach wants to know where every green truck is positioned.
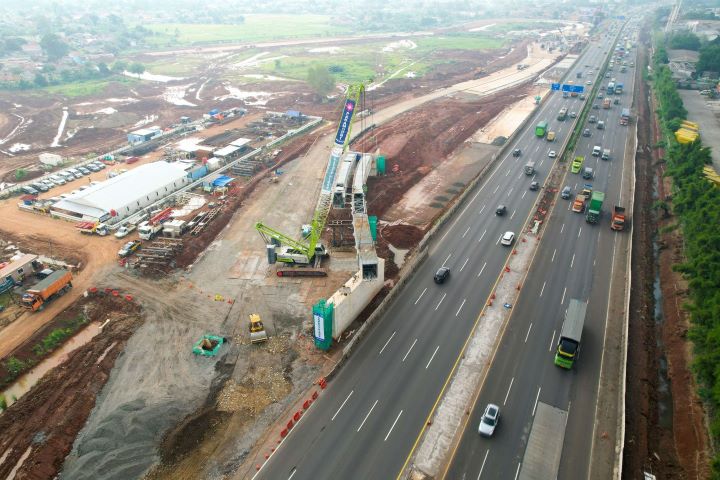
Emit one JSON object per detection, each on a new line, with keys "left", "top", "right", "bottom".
{"left": 535, "top": 120, "right": 548, "bottom": 138}
{"left": 585, "top": 191, "right": 605, "bottom": 223}
{"left": 555, "top": 299, "right": 587, "bottom": 369}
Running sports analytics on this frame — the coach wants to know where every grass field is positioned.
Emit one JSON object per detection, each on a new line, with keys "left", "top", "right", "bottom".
{"left": 485, "top": 21, "right": 564, "bottom": 33}
{"left": 145, "top": 15, "right": 351, "bottom": 47}
{"left": 42, "top": 77, "right": 138, "bottom": 98}
{"left": 414, "top": 34, "right": 505, "bottom": 52}
{"left": 146, "top": 58, "right": 206, "bottom": 76}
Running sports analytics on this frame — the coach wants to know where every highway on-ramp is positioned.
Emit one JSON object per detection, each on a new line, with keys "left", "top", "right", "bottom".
{"left": 254, "top": 23, "right": 622, "bottom": 480}
{"left": 444, "top": 20, "right": 638, "bottom": 480}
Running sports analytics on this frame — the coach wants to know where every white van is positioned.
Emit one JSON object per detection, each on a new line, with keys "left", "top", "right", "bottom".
{"left": 592, "top": 146, "right": 602, "bottom": 157}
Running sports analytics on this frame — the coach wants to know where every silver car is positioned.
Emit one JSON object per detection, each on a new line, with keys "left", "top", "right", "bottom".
{"left": 478, "top": 403, "right": 500, "bottom": 436}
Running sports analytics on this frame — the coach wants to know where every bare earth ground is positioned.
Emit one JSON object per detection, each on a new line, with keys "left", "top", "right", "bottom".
{"left": 622, "top": 35, "right": 711, "bottom": 479}
{"left": 0, "top": 33, "right": 567, "bottom": 480}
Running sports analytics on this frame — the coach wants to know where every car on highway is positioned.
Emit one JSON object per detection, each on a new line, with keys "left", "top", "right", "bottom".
{"left": 478, "top": 403, "right": 500, "bottom": 437}
{"left": 585, "top": 80, "right": 592, "bottom": 85}
{"left": 512, "top": 148, "right": 521, "bottom": 157}
{"left": 571, "top": 156, "right": 584, "bottom": 173}
{"left": 597, "top": 92, "right": 604, "bottom": 99}
{"left": 597, "top": 120, "right": 605, "bottom": 130}
{"left": 592, "top": 103, "right": 599, "bottom": 110}
{"left": 614, "top": 98, "right": 620, "bottom": 105}
{"left": 500, "top": 231, "right": 515, "bottom": 246}
{"left": 583, "top": 128, "right": 591, "bottom": 137}
{"left": 588, "top": 115, "right": 597, "bottom": 123}
{"left": 495, "top": 205, "right": 507, "bottom": 216}
{"left": 579, "top": 94, "right": 586, "bottom": 100}
{"left": 583, "top": 167, "right": 594, "bottom": 179}
{"left": 529, "top": 181, "right": 540, "bottom": 191}
{"left": 561, "top": 186, "right": 572, "bottom": 199}
{"left": 118, "top": 240, "right": 141, "bottom": 258}
{"left": 434, "top": 266, "right": 450, "bottom": 284}
{"left": 548, "top": 150, "right": 556, "bottom": 158}
{"left": 569, "top": 111, "right": 577, "bottom": 118}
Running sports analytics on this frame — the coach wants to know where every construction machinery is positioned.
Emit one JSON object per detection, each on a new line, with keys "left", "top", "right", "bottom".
{"left": 249, "top": 314, "right": 269, "bottom": 343}
{"left": 256, "top": 83, "right": 366, "bottom": 264}
{"left": 21, "top": 269, "right": 73, "bottom": 311}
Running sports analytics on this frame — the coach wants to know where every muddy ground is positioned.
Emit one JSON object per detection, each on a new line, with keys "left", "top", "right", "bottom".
{"left": 622, "top": 33, "right": 711, "bottom": 479}
{"left": 0, "top": 294, "right": 143, "bottom": 480}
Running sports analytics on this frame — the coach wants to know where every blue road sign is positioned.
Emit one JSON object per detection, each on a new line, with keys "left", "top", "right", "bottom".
{"left": 561, "top": 84, "right": 585, "bottom": 93}
{"left": 551, "top": 83, "right": 561, "bottom": 91}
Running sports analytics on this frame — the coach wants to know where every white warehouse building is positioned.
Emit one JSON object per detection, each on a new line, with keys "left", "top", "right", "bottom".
{"left": 50, "top": 161, "right": 190, "bottom": 223}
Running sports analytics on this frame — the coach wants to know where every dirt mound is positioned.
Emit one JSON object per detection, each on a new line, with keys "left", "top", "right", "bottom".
{"left": 364, "top": 87, "right": 530, "bottom": 220}
{"left": 381, "top": 224, "right": 425, "bottom": 249}
{"left": 0, "top": 294, "right": 143, "bottom": 480}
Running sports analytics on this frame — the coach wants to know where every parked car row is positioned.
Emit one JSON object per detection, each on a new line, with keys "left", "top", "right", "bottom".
{"left": 20, "top": 161, "right": 107, "bottom": 196}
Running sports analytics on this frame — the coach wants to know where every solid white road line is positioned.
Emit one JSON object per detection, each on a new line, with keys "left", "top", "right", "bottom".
{"left": 550, "top": 330, "right": 556, "bottom": 351}
{"left": 478, "top": 229, "right": 487, "bottom": 242}
{"left": 403, "top": 339, "right": 418, "bottom": 362}
{"left": 477, "top": 450, "right": 490, "bottom": 480}
{"left": 561, "top": 286, "right": 567, "bottom": 305}
{"left": 524, "top": 323, "right": 533, "bottom": 343}
{"left": 532, "top": 387, "right": 541, "bottom": 416}
{"left": 503, "top": 377, "right": 514, "bottom": 405}
{"left": 384, "top": 410, "right": 403, "bottom": 441}
{"left": 456, "top": 299, "right": 466, "bottom": 317}
{"left": 539, "top": 281, "right": 546, "bottom": 297}
{"left": 460, "top": 258, "right": 469, "bottom": 272}
{"left": 514, "top": 462, "right": 522, "bottom": 480}
{"left": 332, "top": 390, "right": 354, "bottom": 421}
{"left": 357, "top": 400, "right": 378, "bottom": 432}
{"left": 435, "top": 293, "right": 447, "bottom": 311}
{"left": 571, "top": 253, "right": 575, "bottom": 269}
{"left": 426, "top": 346, "right": 439, "bottom": 369}
{"left": 415, "top": 288, "right": 427, "bottom": 305}
{"left": 551, "top": 249, "right": 556, "bottom": 262}
{"left": 379, "top": 331, "right": 396, "bottom": 355}
{"left": 477, "top": 262, "right": 487, "bottom": 277}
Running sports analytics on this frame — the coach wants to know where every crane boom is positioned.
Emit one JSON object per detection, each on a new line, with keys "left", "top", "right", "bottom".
{"left": 256, "top": 83, "right": 366, "bottom": 262}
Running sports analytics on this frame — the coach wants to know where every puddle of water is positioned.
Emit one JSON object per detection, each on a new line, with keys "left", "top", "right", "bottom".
{"left": 1, "top": 322, "right": 102, "bottom": 409}
{"left": 388, "top": 244, "right": 409, "bottom": 268}
{"left": 652, "top": 176, "right": 673, "bottom": 429}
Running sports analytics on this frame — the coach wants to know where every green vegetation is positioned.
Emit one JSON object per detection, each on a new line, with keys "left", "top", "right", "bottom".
{"left": 698, "top": 39, "right": 720, "bottom": 76}
{"left": 307, "top": 65, "right": 336, "bottom": 97}
{"left": 0, "top": 393, "right": 6, "bottom": 412}
{"left": 668, "top": 32, "right": 701, "bottom": 51}
{"left": 145, "top": 15, "right": 349, "bottom": 47}
{"left": 146, "top": 58, "right": 205, "bottom": 76}
{"left": 1, "top": 314, "right": 89, "bottom": 388}
{"left": 14, "top": 169, "right": 27, "bottom": 181}
{"left": 41, "top": 77, "right": 137, "bottom": 98}
{"left": 485, "top": 21, "right": 563, "bottom": 34}
{"left": 414, "top": 34, "right": 504, "bottom": 52}
{"left": 651, "top": 34, "right": 720, "bottom": 476}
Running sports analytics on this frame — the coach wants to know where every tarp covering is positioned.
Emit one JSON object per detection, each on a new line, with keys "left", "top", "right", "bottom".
{"left": 212, "top": 175, "right": 235, "bottom": 187}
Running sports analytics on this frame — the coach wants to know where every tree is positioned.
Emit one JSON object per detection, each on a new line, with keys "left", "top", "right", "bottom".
{"left": 97, "top": 62, "right": 110, "bottom": 76}
{"left": 128, "top": 62, "right": 145, "bottom": 74}
{"left": 698, "top": 44, "right": 720, "bottom": 75}
{"left": 40, "top": 33, "right": 69, "bottom": 61}
{"left": 669, "top": 32, "right": 701, "bottom": 51}
{"left": 307, "top": 65, "right": 335, "bottom": 98}
{"left": 34, "top": 72, "right": 48, "bottom": 87}
{"left": 111, "top": 60, "right": 128, "bottom": 73}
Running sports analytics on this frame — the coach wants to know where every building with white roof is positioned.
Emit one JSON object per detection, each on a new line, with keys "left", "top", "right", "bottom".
{"left": 50, "top": 161, "right": 190, "bottom": 223}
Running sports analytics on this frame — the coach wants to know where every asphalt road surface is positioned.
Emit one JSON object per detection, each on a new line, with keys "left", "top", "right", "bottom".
{"left": 256, "top": 21, "right": 630, "bottom": 480}
{"left": 444, "top": 21, "right": 638, "bottom": 480}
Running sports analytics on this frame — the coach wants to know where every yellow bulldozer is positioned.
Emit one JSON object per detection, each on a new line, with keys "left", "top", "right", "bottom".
{"left": 249, "top": 314, "right": 268, "bottom": 344}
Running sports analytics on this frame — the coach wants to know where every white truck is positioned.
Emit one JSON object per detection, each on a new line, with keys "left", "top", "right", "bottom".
{"left": 114, "top": 224, "right": 137, "bottom": 239}
{"left": 138, "top": 221, "right": 163, "bottom": 240}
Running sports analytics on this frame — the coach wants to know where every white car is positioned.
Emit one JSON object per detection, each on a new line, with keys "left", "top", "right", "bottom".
{"left": 586, "top": 80, "right": 592, "bottom": 85}
{"left": 501, "top": 231, "right": 515, "bottom": 246}
{"left": 548, "top": 150, "right": 556, "bottom": 158}
{"left": 478, "top": 403, "right": 500, "bottom": 437}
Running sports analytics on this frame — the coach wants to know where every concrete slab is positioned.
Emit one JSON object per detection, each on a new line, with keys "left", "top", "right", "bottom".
{"left": 678, "top": 90, "right": 720, "bottom": 171}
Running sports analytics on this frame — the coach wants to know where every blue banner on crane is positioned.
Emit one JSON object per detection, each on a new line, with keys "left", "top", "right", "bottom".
{"left": 334, "top": 99, "right": 356, "bottom": 146}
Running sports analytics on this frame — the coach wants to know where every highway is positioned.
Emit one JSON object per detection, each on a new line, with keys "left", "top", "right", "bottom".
{"left": 445, "top": 21, "right": 638, "bottom": 480}
{"left": 255, "top": 22, "right": 627, "bottom": 480}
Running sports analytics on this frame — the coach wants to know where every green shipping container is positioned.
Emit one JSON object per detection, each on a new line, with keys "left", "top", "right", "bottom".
{"left": 313, "top": 299, "right": 333, "bottom": 351}
{"left": 376, "top": 155, "right": 386, "bottom": 175}
{"left": 369, "top": 216, "right": 378, "bottom": 241}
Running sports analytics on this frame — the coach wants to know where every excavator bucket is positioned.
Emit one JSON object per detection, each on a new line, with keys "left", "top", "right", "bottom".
{"left": 249, "top": 314, "right": 268, "bottom": 344}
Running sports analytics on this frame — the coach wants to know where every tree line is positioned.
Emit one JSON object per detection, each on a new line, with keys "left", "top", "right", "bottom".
{"left": 653, "top": 36, "right": 720, "bottom": 476}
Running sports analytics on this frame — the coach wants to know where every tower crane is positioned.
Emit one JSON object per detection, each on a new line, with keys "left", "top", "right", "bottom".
{"left": 255, "top": 83, "right": 366, "bottom": 264}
